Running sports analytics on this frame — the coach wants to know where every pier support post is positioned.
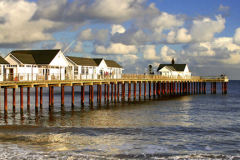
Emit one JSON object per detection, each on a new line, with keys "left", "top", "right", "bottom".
{"left": 225, "top": 82, "right": 227, "bottom": 94}
{"left": 144, "top": 82, "right": 147, "bottom": 99}
{"left": 81, "top": 85, "right": 85, "bottom": 106}
{"left": 97, "top": 85, "right": 99, "bottom": 102}
{"left": 214, "top": 82, "right": 217, "bottom": 94}
{"left": 89, "top": 85, "right": 92, "bottom": 105}
{"left": 13, "top": 88, "right": 16, "bottom": 111}
{"left": 167, "top": 82, "right": 170, "bottom": 95}
{"left": 122, "top": 83, "right": 124, "bottom": 101}
{"left": 139, "top": 83, "right": 141, "bottom": 100}
{"left": 111, "top": 84, "right": 113, "bottom": 101}
{"left": 4, "top": 88, "right": 7, "bottom": 115}
{"left": 40, "top": 87, "right": 43, "bottom": 109}
{"left": 115, "top": 84, "right": 117, "bottom": 101}
{"left": 100, "top": 85, "right": 102, "bottom": 103}
{"left": 61, "top": 86, "right": 64, "bottom": 109}
{"left": 35, "top": 86, "right": 38, "bottom": 112}
{"left": 27, "top": 87, "right": 30, "bottom": 110}
{"left": 204, "top": 82, "right": 206, "bottom": 94}
{"left": 72, "top": 86, "right": 74, "bottom": 107}
{"left": 91, "top": 85, "right": 94, "bottom": 105}
{"left": 104, "top": 84, "right": 107, "bottom": 101}
{"left": 49, "top": 86, "right": 52, "bottom": 110}
{"left": 51, "top": 87, "right": 54, "bottom": 107}
{"left": 149, "top": 82, "right": 151, "bottom": 98}
{"left": 177, "top": 82, "right": 179, "bottom": 95}
{"left": 153, "top": 82, "right": 156, "bottom": 97}
{"left": 134, "top": 83, "right": 136, "bottom": 100}
{"left": 20, "top": 86, "right": 23, "bottom": 114}
{"left": 188, "top": 82, "right": 191, "bottom": 94}
{"left": 158, "top": 82, "right": 160, "bottom": 96}
{"left": 107, "top": 84, "right": 110, "bottom": 102}
{"left": 128, "top": 83, "right": 131, "bottom": 101}
{"left": 117, "top": 83, "right": 120, "bottom": 101}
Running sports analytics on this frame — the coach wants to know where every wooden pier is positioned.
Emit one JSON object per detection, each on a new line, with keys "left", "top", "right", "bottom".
{"left": 0, "top": 75, "right": 229, "bottom": 115}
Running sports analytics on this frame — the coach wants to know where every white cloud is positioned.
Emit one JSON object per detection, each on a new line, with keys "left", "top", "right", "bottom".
{"left": 233, "top": 28, "right": 240, "bottom": 46}
{"left": 78, "top": 28, "right": 109, "bottom": 42}
{"left": 159, "top": 45, "right": 176, "bottom": 63}
{"left": 190, "top": 15, "right": 226, "bottom": 42}
{"left": 94, "top": 43, "right": 138, "bottom": 54}
{"left": 73, "top": 41, "right": 85, "bottom": 53}
{"left": 116, "top": 55, "right": 139, "bottom": 66}
{"left": 0, "top": 0, "right": 65, "bottom": 44}
{"left": 143, "top": 45, "right": 160, "bottom": 61}
{"left": 166, "top": 28, "right": 192, "bottom": 43}
{"left": 111, "top": 25, "right": 126, "bottom": 35}
{"left": 218, "top": 4, "right": 229, "bottom": 12}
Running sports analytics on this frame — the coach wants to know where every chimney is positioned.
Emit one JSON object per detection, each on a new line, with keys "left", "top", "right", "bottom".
{"left": 171, "top": 57, "right": 175, "bottom": 65}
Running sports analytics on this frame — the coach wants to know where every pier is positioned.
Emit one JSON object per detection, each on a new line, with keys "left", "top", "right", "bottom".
{"left": 0, "top": 74, "right": 229, "bottom": 115}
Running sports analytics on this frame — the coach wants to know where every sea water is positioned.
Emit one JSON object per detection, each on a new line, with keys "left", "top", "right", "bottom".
{"left": 0, "top": 81, "right": 240, "bottom": 159}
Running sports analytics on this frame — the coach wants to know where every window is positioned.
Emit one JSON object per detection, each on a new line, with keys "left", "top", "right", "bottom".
{"left": 74, "top": 66, "right": 78, "bottom": 75}
{"left": 82, "top": 67, "right": 85, "bottom": 74}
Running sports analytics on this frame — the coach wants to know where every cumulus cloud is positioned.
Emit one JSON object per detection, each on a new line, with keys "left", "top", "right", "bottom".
{"left": 189, "top": 15, "right": 226, "bottom": 42}
{"left": 34, "top": 0, "right": 156, "bottom": 24}
{"left": 143, "top": 45, "right": 160, "bottom": 61}
{"left": 0, "top": 0, "right": 65, "bottom": 45}
{"left": 166, "top": 28, "right": 192, "bottom": 43}
{"left": 218, "top": 4, "right": 229, "bottom": 12}
{"left": 110, "top": 28, "right": 149, "bottom": 45}
{"left": 93, "top": 43, "right": 138, "bottom": 55}
{"left": 73, "top": 41, "right": 85, "bottom": 53}
{"left": 78, "top": 28, "right": 109, "bottom": 42}
{"left": 233, "top": 28, "right": 240, "bottom": 46}
{"left": 111, "top": 25, "right": 126, "bottom": 35}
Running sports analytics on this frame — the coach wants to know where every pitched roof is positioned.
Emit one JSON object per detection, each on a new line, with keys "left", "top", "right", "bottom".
{"left": 157, "top": 64, "right": 187, "bottom": 72}
{"left": 10, "top": 50, "right": 60, "bottom": 64}
{"left": 0, "top": 56, "right": 9, "bottom": 64}
{"left": 66, "top": 56, "right": 98, "bottom": 66}
{"left": 93, "top": 58, "right": 104, "bottom": 65}
{"left": 105, "top": 60, "right": 123, "bottom": 68}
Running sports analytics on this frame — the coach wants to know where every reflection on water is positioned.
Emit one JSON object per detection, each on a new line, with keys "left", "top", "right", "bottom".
{"left": 0, "top": 81, "right": 240, "bottom": 158}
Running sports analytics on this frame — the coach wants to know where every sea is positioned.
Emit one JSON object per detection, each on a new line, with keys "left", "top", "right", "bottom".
{"left": 0, "top": 80, "right": 240, "bottom": 160}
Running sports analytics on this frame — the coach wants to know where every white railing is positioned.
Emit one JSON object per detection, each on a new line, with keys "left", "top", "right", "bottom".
{"left": 0, "top": 73, "right": 228, "bottom": 82}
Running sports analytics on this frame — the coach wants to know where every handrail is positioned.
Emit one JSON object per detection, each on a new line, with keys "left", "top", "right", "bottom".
{"left": 0, "top": 73, "right": 228, "bottom": 83}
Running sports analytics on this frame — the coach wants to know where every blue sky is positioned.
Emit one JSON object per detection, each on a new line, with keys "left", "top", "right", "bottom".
{"left": 1, "top": 0, "right": 240, "bottom": 79}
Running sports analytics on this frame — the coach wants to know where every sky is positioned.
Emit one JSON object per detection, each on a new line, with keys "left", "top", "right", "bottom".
{"left": 1, "top": 0, "right": 240, "bottom": 79}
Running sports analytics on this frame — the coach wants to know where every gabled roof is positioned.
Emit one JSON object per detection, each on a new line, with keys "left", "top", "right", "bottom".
{"left": 0, "top": 56, "right": 9, "bottom": 64}
{"left": 105, "top": 60, "right": 123, "bottom": 68}
{"left": 10, "top": 49, "right": 60, "bottom": 64}
{"left": 157, "top": 64, "right": 187, "bottom": 72}
{"left": 93, "top": 58, "right": 104, "bottom": 65}
{"left": 66, "top": 56, "right": 98, "bottom": 66}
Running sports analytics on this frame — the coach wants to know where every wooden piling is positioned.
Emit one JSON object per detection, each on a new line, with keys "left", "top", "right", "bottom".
{"left": 20, "top": 87, "right": 23, "bottom": 114}
{"left": 89, "top": 85, "right": 92, "bottom": 105}
{"left": 27, "top": 87, "right": 30, "bottom": 110}
{"left": 4, "top": 88, "right": 7, "bottom": 115}
{"left": 51, "top": 87, "right": 54, "bottom": 107}
{"left": 149, "top": 82, "right": 151, "bottom": 98}
{"left": 13, "top": 88, "right": 16, "bottom": 111}
{"left": 128, "top": 83, "right": 131, "bottom": 101}
{"left": 111, "top": 84, "right": 113, "bottom": 101}
{"left": 72, "top": 86, "right": 74, "bottom": 107}
{"left": 144, "top": 82, "right": 146, "bottom": 99}
{"left": 104, "top": 84, "right": 107, "bottom": 101}
{"left": 100, "top": 85, "right": 102, "bottom": 103}
{"left": 35, "top": 86, "right": 38, "bottom": 111}
{"left": 153, "top": 82, "right": 156, "bottom": 97}
{"left": 134, "top": 83, "right": 136, "bottom": 100}
{"left": 107, "top": 84, "right": 110, "bottom": 102}
{"left": 81, "top": 85, "right": 85, "bottom": 106}
{"left": 40, "top": 87, "right": 43, "bottom": 109}
{"left": 61, "top": 86, "right": 64, "bottom": 108}
{"left": 49, "top": 86, "right": 52, "bottom": 110}
{"left": 139, "top": 83, "right": 141, "bottom": 100}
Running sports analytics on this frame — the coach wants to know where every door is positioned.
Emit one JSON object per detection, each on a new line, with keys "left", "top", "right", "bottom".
{"left": 9, "top": 68, "right": 14, "bottom": 81}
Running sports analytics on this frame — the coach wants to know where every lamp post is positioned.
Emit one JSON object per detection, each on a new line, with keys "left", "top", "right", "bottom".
{"left": 136, "top": 67, "right": 139, "bottom": 75}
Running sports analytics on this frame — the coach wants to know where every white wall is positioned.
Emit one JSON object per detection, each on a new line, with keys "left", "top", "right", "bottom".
{"left": 49, "top": 51, "right": 69, "bottom": 67}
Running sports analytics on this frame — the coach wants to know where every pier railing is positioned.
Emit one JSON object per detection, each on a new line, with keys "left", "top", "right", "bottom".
{"left": 0, "top": 73, "right": 228, "bottom": 83}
